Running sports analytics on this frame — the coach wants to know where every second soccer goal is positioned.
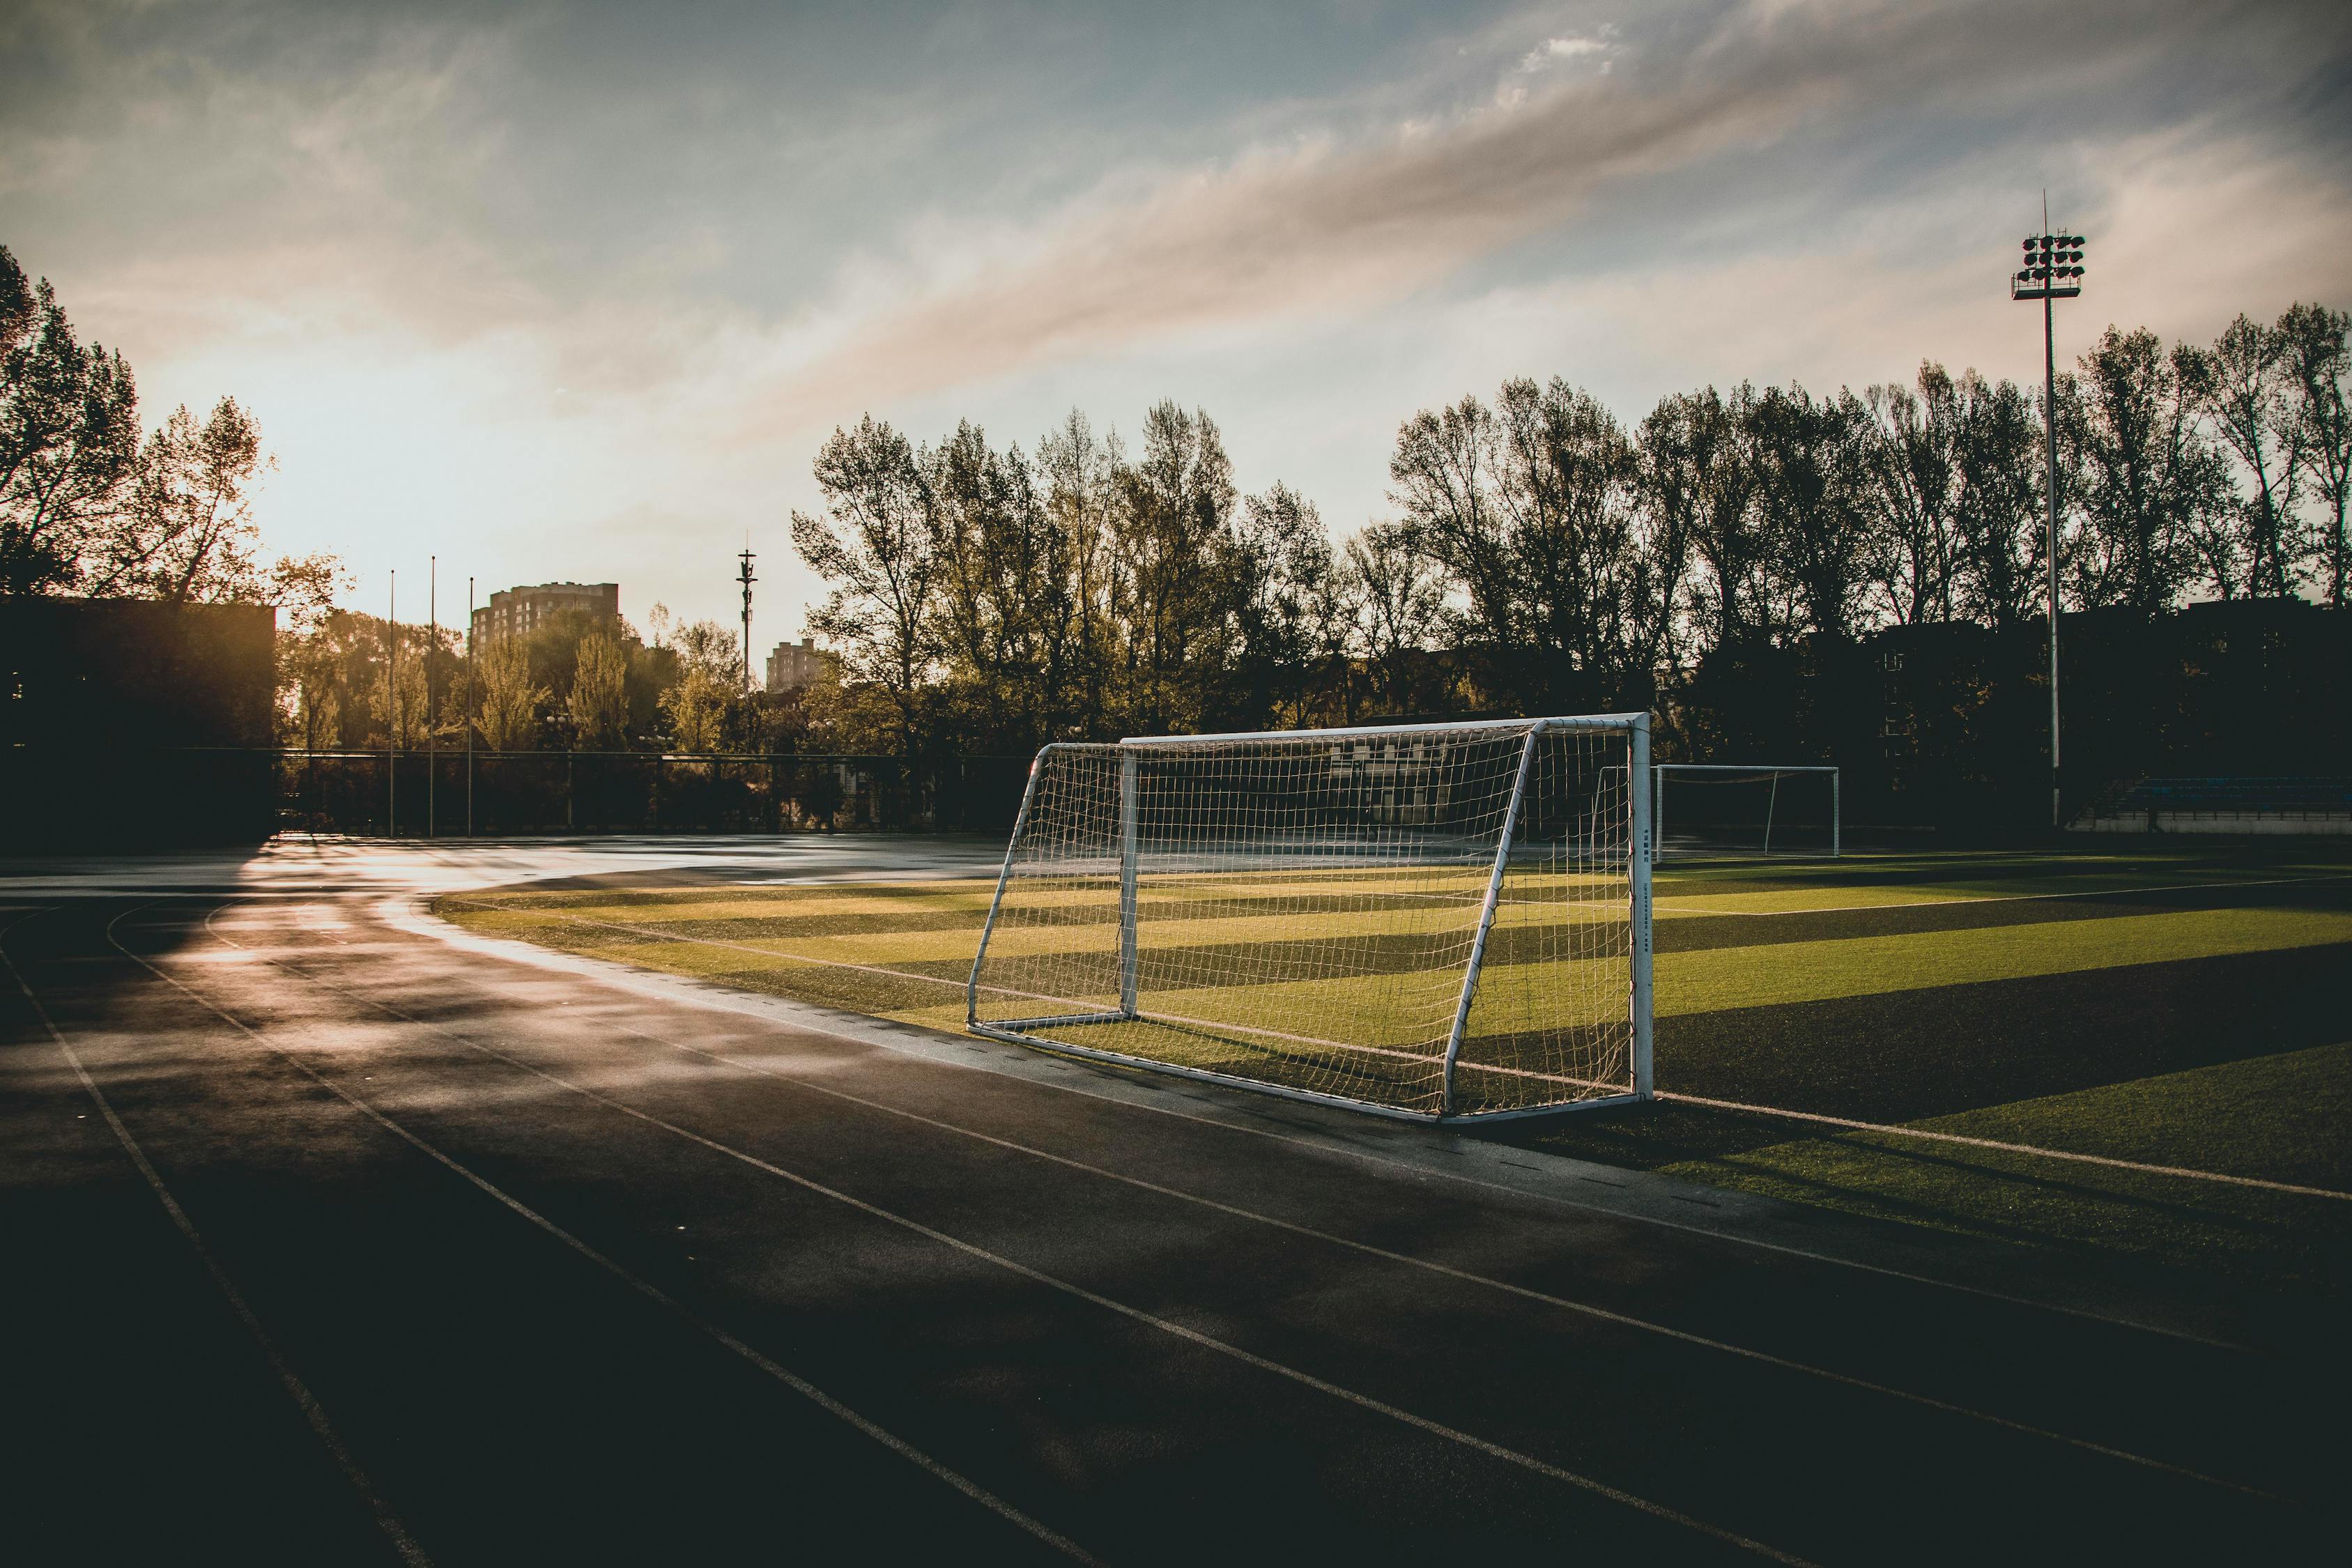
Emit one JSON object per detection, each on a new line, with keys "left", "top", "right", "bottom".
{"left": 967, "top": 714, "right": 1654, "bottom": 1121}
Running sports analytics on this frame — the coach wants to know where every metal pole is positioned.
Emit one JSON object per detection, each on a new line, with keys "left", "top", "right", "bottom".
{"left": 1629, "top": 714, "right": 1654, "bottom": 1100}
{"left": 1440, "top": 726, "right": 1540, "bottom": 1116}
{"left": 387, "top": 570, "right": 397, "bottom": 837}
{"left": 1764, "top": 769, "right": 1780, "bottom": 856}
{"left": 466, "top": 576, "right": 475, "bottom": 836}
{"left": 969, "top": 748, "right": 1053, "bottom": 1024}
{"left": 1119, "top": 748, "right": 1140, "bottom": 1018}
{"left": 1654, "top": 762, "right": 1666, "bottom": 866}
{"left": 1831, "top": 769, "right": 1841, "bottom": 859}
{"left": 2044, "top": 285, "right": 2062, "bottom": 830}
{"left": 427, "top": 556, "right": 436, "bottom": 838}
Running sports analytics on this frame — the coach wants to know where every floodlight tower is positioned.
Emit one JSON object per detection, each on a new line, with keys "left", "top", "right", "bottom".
{"left": 2011, "top": 208, "right": 2086, "bottom": 829}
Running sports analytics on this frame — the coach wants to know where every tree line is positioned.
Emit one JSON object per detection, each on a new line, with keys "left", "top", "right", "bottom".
{"left": 792, "top": 303, "right": 2350, "bottom": 758}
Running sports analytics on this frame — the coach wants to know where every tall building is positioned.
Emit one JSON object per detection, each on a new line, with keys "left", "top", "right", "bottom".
{"left": 471, "top": 582, "right": 620, "bottom": 643}
{"left": 765, "top": 637, "right": 834, "bottom": 692}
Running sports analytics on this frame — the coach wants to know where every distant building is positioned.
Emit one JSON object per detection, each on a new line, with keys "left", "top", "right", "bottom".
{"left": 471, "top": 582, "right": 620, "bottom": 644}
{"left": 766, "top": 637, "right": 835, "bottom": 692}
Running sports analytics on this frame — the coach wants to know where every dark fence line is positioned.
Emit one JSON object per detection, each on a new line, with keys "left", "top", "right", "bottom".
{"left": 0, "top": 748, "right": 1033, "bottom": 849}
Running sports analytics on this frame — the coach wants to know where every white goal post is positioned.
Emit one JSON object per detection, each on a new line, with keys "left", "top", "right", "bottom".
{"left": 966, "top": 714, "right": 1654, "bottom": 1122}
{"left": 1652, "top": 764, "right": 1840, "bottom": 861}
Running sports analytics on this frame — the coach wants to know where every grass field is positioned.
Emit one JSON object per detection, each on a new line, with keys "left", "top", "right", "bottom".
{"left": 436, "top": 841, "right": 2352, "bottom": 1293}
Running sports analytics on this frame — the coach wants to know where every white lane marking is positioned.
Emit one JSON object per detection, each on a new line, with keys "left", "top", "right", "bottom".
{"left": 1657, "top": 872, "right": 2352, "bottom": 919}
{"left": 100, "top": 909, "right": 1103, "bottom": 1568}
{"left": 160, "top": 908, "right": 1814, "bottom": 1565}
{"left": 209, "top": 910, "right": 2288, "bottom": 1506}
{"left": 1655, "top": 1092, "right": 2352, "bottom": 1203}
{"left": 382, "top": 895, "right": 2262, "bottom": 1353}
{"left": 0, "top": 908, "right": 432, "bottom": 1568}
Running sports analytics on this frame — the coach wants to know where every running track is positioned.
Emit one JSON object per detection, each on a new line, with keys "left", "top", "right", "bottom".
{"left": 2, "top": 843, "right": 2340, "bottom": 1564}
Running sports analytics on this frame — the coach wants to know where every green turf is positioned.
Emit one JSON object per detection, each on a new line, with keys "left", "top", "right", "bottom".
{"left": 436, "top": 843, "right": 2352, "bottom": 1290}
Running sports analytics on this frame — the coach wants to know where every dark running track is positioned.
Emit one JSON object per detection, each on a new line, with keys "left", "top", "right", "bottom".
{"left": 3, "top": 893, "right": 2342, "bottom": 1565}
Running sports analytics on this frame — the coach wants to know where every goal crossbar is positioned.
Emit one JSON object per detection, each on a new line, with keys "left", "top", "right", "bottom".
{"left": 967, "top": 714, "right": 1654, "bottom": 1123}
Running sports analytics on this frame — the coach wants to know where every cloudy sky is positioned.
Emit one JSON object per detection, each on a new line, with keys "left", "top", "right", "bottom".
{"left": 4, "top": 0, "right": 2348, "bottom": 642}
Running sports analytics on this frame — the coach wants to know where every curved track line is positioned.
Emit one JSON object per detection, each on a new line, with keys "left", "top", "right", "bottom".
{"left": 208, "top": 904, "right": 2292, "bottom": 1505}
{"left": 139, "top": 902, "right": 1816, "bottom": 1565}
{"left": 403, "top": 891, "right": 2260, "bottom": 1352}
{"left": 98, "top": 905, "right": 1100, "bottom": 1568}
{"left": 0, "top": 906, "right": 431, "bottom": 1568}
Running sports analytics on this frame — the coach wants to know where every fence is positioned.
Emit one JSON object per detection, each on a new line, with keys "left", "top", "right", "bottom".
{"left": 0, "top": 747, "right": 1031, "bottom": 848}
{"left": 277, "top": 750, "right": 1032, "bottom": 836}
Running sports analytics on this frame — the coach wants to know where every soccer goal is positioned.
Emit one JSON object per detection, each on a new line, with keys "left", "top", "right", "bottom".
{"left": 966, "top": 715, "right": 1654, "bottom": 1122}
{"left": 1651, "top": 764, "right": 1839, "bottom": 861}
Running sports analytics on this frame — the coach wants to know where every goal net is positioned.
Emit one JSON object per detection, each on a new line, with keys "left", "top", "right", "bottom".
{"left": 967, "top": 716, "right": 1654, "bottom": 1121}
{"left": 1652, "top": 765, "right": 1839, "bottom": 861}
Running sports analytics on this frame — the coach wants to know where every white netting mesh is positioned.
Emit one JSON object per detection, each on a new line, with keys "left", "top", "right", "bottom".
{"left": 968, "top": 721, "right": 1640, "bottom": 1118}
{"left": 1653, "top": 766, "right": 1839, "bottom": 860}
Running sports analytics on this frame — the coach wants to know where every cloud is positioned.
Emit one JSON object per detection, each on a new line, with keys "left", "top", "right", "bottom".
{"left": 1519, "top": 31, "right": 1613, "bottom": 74}
{"left": 754, "top": 0, "right": 2340, "bottom": 431}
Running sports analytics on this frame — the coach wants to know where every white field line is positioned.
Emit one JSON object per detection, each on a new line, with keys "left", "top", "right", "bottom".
{"left": 199, "top": 903, "right": 2291, "bottom": 1505}
{"left": 1659, "top": 1092, "right": 2352, "bottom": 1204}
{"left": 449, "top": 893, "right": 2351, "bottom": 1190}
{"left": 157, "top": 907, "right": 1816, "bottom": 1565}
{"left": 0, "top": 909, "right": 432, "bottom": 1568}
{"left": 453, "top": 899, "right": 1617, "bottom": 1093}
{"left": 1657, "top": 871, "right": 2352, "bottom": 919}
{"left": 98, "top": 910, "right": 1104, "bottom": 1567}
{"left": 394, "top": 895, "right": 2266, "bottom": 1353}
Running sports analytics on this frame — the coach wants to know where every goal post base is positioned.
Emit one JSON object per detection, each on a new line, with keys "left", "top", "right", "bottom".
{"left": 969, "top": 1018, "right": 1654, "bottom": 1125}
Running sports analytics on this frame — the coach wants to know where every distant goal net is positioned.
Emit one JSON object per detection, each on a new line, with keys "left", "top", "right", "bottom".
{"left": 1652, "top": 764, "right": 1839, "bottom": 861}
{"left": 967, "top": 716, "right": 1654, "bottom": 1121}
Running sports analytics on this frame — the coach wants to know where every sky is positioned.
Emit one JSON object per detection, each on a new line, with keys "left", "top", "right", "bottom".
{"left": 4, "top": 0, "right": 2349, "bottom": 647}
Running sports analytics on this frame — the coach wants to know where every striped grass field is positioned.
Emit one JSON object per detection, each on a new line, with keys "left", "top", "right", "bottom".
{"left": 435, "top": 843, "right": 2352, "bottom": 1291}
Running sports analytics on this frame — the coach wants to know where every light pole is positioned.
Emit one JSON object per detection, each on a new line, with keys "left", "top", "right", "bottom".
{"left": 2011, "top": 210, "right": 2086, "bottom": 829}
{"left": 737, "top": 546, "right": 758, "bottom": 694}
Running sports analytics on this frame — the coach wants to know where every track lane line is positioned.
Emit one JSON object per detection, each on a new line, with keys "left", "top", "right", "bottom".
{"left": 96, "top": 904, "right": 1100, "bottom": 1568}
{"left": 205, "top": 904, "right": 2293, "bottom": 1506}
{"left": 140, "top": 903, "right": 1817, "bottom": 1565}
{"left": 0, "top": 905, "right": 431, "bottom": 1568}
{"left": 392, "top": 891, "right": 2265, "bottom": 1353}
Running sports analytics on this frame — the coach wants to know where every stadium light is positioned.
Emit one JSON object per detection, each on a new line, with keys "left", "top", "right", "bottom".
{"left": 2009, "top": 197, "right": 2088, "bottom": 830}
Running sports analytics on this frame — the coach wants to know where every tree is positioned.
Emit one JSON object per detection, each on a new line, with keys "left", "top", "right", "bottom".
{"left": 1949, "top": 371, "right": 2045, "bottom": 629}
{"left": 476, "top": 637, "right": 545, "bottom": 751}
{"left": 2195, "top": 312, "right": 2306, "bottom": 597}
{"left": 1343, "top": 521, "right": 1447, "bottom": 716}
{"left": 568, "top": 633, "right": 629, "bottom": 748}
{"left": 792, "top": 416, "right": 938, "bottom": 756}
{"left": 1, "top": 247, "right": 339, "bottom": 613}
{"left": 1857, "top": 366, "right": 1962, "bottom": 626}
{"left": 1, "top": 245, "right": 141, "bottom": 593}
{"left": 1220, "top": 482, "right": 1335, "bottom": 730}
{"left": 1114, "top": 401, "right": 1236, "bottom": 732}
{"left": 1649, "top": 383, "right": 1762, "bottom": 656}
{"left": 1751, "top": 385, "right": 1870, "bottom": 643}
{"left": 2280, "top": 302, "right": 2351, "bottom": 607}
{"left": 2061, "top": 328, "right": 2222, "bottom": 613}
{"left": 660, "top": 666, "right": 731, "bottom": 753}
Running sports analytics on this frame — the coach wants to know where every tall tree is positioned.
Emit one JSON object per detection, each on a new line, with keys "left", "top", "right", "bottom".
{"left": 791, "top": 416, "right": 939, "bottom": 756}
{"left": 476, "top": 637, "right": 545, "bottom": 751}
{"left": 1220, "top": 482, "right": 1334, "bottom": 730}
{"left": 1342, "top": 521, "right": 1448, "bottom": 716}
{"left": 1751, "top": 385, "right": 1869, "bottom": 642}
{"left": 2280, "top": 302, "right": 2351, "bottom": 606}
{"left": 2061, "top": 328, "right": 2223, "bottom": 613}
{"left": 1650, "top": 383, "right": 1762, "bottom": 656}
{"left": 568, "top": 633, "right": 629, "bottom": 747}
{"left": 0, "top": 246, "right": 141, "bottom": 593}
{"left": 1949, "top": 371, "right": 2045, "bottom": 629}
{"left": 1114, "top": 401, "right": 1235, "bottom": 732}
{"left": 1857, "top": 365, "right": 1963, "bottom": 625}
{"left": 2195, "top": 312, "right": 2307, "bottom": 597}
